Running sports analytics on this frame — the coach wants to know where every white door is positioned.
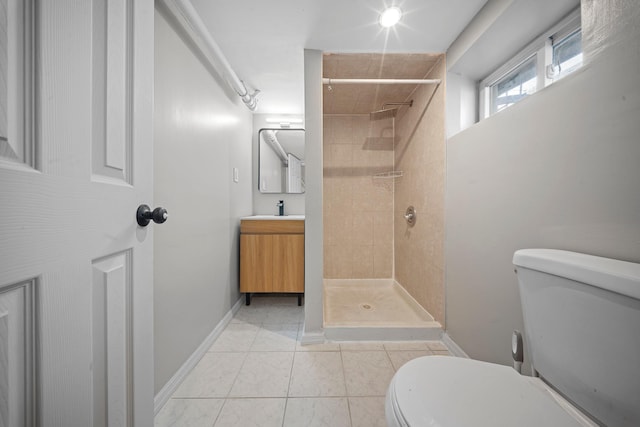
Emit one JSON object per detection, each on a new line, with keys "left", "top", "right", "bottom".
{"left": 0, "top": 1, "right": 155, "bottom": 426}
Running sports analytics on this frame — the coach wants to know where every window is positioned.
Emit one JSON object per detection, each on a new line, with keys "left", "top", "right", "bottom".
{"left": 491, "top": 56, "right": 537, "bottom": 114}
{"left": 480, "top": 9, "right": 582, "bottom": 119}
{"left": 549, "top": 29, "right": 583, "bottom": 81}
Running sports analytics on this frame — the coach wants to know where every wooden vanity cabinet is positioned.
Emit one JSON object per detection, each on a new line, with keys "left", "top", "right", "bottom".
{"left": 240, "top": 219, "right": 304, "bottom": 305}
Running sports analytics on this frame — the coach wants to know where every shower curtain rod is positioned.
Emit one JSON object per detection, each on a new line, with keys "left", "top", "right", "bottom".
{"left": 322, "top": 78, "right": 441, "bottom": 85}
{"left": 160, "top": 0, "right": 260, "bottom": 111}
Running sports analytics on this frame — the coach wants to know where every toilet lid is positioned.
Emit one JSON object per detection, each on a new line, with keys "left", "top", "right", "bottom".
{"left": 390, "top": 356, "right": 592, "bottom": 427}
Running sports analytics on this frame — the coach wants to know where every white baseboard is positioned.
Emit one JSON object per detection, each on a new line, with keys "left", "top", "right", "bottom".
{"left": 299, "top": 330, "right": 326, "bottom": 345}
{"left": 154, "top": 297, "right": 243, "bottom": 415}
{"left": 442, "top": 332, "right": 469, "bottom": 358}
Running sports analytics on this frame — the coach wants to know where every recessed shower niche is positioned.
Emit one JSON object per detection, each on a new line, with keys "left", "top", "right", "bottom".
{"left": 322, "top": 53, "right": 446, "bottom": 339}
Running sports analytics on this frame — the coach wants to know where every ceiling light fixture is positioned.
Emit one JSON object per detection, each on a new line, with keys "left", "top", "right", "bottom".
{"left": 379, "top": 6, "right": 402, "bottom": 28}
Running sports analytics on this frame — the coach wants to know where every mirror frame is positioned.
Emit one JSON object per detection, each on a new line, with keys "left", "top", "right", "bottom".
{"left": 258, "top": 128, "right": 305, "bottom": 194}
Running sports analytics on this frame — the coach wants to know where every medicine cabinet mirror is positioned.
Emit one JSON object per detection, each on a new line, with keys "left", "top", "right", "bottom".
{"left": 258, "top": 128, "right": 305, "bottom": 194}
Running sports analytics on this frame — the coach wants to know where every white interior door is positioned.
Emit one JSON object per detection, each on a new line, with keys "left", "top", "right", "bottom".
{"left": 0, "top": 1, "right": 154, "bottom": 425}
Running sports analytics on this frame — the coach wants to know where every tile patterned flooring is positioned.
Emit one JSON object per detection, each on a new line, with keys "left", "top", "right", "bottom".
{"left": 155, "top": 295, "right": 451, "bottom": 427}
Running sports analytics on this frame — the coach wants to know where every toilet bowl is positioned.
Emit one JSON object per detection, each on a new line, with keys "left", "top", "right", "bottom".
{"left": 385, "top": 356, "right": 596, "bottom": 427}
{"left": 385, "top": 249, "right": 640, "bottom": 427}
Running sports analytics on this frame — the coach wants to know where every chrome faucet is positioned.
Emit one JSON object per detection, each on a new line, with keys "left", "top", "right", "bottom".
{"left": 277, "top": 200, "right": 284, "bottom": 216}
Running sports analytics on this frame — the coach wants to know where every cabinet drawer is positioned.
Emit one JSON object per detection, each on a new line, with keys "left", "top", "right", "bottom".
{"left": 240, "top": 219, "right": 304, "bottom": 234}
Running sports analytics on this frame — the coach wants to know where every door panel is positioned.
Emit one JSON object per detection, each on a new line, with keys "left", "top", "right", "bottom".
{"left": 91, "top": 0, "right": 132, "bottom": 184}
{"left": 0, "top": 280, "right": 36, "bottom": 427}
{"left": 273, "top": 234, "right": 305, "bottom": 293}
{"left": 92, "top": 251, "right": 132, "bottom": 427}
{"left": 0, "top": 1, "right": 154, "bottom": 425}
{"left": 240, "top": 234, "right": 273, "bottom": 293}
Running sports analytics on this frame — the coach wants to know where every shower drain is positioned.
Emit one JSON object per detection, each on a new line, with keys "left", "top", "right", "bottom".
{"left": 360, "top": 303, "right": 372, "bottom": 310}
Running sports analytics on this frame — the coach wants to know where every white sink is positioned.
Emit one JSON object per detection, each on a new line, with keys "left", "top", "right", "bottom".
{"left": 242, "top": 215, "right": 305, "bottom": 220}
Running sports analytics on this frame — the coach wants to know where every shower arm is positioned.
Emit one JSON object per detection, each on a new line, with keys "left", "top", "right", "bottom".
{"left": 322, "top": 78, "right": 441, "bottom": 85}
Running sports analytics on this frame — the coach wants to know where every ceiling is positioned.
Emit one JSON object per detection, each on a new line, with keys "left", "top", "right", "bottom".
{"left": 189, "top": 0, "right": 488, "bottom": 114}
{"left": 322, "top": 53, "right": 443, "bottom": 114}
{"left": 450, "top": 0, "right": 580, "bottom": 81}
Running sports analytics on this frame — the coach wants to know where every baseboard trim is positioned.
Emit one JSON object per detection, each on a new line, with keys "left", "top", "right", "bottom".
{"left": 154, "top": 297, "right": 243, "bottom": 415}
{"left": 299, "top": 330, "right": 326, "bottom": 345}
{"left": 442, "top": 332, "right": 470, "bottom": 358}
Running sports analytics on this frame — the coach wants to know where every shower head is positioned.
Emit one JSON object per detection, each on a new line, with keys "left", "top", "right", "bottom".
{"left": 369, "top": 100, "right": 414, "bottom": 121}
{"left": 369, "top": 108, "right": 398, "bottom": 121}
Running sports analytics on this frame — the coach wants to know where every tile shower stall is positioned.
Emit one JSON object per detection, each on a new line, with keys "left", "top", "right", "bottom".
{"left": 322, "top": 53, "right": 446, "bottom": 338}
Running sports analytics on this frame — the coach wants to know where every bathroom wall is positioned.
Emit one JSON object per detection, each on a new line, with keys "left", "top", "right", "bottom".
{"left": 393, "top": 56, "right": 447, "bottom": 324}
{"left": 303, "top": 49, "right": 324, "bottom": 337}
{"left": 154, "top": 8, "right": 253, "bottom": 393}
{"left": 445, "top": 72, "right": 477, "bottom": 138}
{"left": 323, "top": 115, "right": 394, "bottom": 278}
{"left": 446, "top": 0, "right": 640, "bottom": 368}
{"left": 252, "top": 114, "right": 305, "bottom": 215}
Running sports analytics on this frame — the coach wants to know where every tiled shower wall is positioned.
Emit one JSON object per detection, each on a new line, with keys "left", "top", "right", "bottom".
{"left": 323, "top": 116, "right": 394, "bottom": 278}
{"left": 394, "top": 57, "right": 446, "bottom": 325}
{"left": 322, "top": 55, "right": 446, "bottom": 326}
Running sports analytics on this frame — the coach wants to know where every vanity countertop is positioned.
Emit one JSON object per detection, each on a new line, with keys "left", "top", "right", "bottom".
{"left": 242, "top": 215, "right": 305, "bottom": 220}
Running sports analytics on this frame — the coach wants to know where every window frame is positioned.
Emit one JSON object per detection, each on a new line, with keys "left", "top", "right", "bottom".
{"left": 479, "top": 8, "right": 581, "bottom": 120}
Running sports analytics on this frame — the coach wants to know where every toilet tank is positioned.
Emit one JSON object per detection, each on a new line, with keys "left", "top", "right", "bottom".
{"left": 513, "top": 249, "right": 640, "bottom": 427}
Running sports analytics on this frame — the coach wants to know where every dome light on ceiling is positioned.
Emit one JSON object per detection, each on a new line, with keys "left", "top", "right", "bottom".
{"left": 379, "top": 6, "right": 402, "bottom": 28}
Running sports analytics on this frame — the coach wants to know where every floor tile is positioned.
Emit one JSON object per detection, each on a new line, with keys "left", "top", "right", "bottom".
{"left": 283, "top": 398, "right": 351, "bottom": 427}
{"left": 208, "top": 323, "right": 260, "bottom": 352}
{"left": 433, "top": 350, "right": 451, "bottom": 356}
{"left": 173, "top": 353, "right": 246, "bottom": 398}
{"left": 348, "top": 397, "right": 387, "bottom": 427}
{"left": 386, "top": 350, "right": 433, "bottom": 371}
{"left": 426, "top": 341, "right": 448, "bottom": 351}
{"left": 339, "top": 342, "right": 385, "bottom": 351}
{"left": 154, "top": 398, "right": 224, "bottom": 427}
{"left": 295, "top": 341, "right": 341, "bottom": 352}
{"left": 231, "top": 305, "right": 269, "bottom": 324}
{"left": 289, "top": 352, "right": 346, "bottom": 397}
{"left": 214, "top": 398, "right": 285, "bottom": 427}
{"left": 250, "top": 323, "right": 299, "bottom": 351}
{"left": 342, "top": 351, "right": 395, "bottom": 396}
{"left": 263, "top": 306, "right": 304, "bottom": 323}
{"left": 383, "top": 341, "right": 430, "bottom": 351}
{"left": 228, "top": 352, "right": 294, "bottom": 397}
{"left": 248, "top": 295, "right": 300, "bottom": 306}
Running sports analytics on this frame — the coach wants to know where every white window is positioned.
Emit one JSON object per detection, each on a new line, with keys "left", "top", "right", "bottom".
{"left": 491, "top": 56, "right": 537, "bottom": 115}
{"left": 549, "top": 29, "right": 583, "bottom": 81}
{"left": 479, "top": 9, "right": 582, "bottom": 119}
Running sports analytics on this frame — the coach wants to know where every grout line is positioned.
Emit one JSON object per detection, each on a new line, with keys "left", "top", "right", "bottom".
{"left": 282, "top": 350, "right": 298, "bottom": 427}
{"left": 211, "top": 399, "right": 226, "bottom": 427}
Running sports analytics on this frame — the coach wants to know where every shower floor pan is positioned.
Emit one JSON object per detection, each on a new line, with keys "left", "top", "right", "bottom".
{"left": 323, "top": 279, "right": 442, "bottom": 341}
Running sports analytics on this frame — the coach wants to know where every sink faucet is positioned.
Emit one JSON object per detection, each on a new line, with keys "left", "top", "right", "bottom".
{"left": 277, "top": 200, "right": 284, "bottom": 216}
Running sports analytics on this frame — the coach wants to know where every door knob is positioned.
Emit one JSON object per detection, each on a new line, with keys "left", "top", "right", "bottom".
{"left": 137, "top": 204, "right": 168, "bottom": 227}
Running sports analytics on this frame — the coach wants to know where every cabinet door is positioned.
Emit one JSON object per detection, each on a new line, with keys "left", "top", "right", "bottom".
{"left": 273, "top": 234, "right": 305, "bottom": 293}
{"left": 240, "top": 234, "right": 273, "bottom": 292}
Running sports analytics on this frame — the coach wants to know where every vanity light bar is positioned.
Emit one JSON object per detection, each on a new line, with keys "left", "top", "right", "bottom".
{"left": 266, "top": 118, "right": 303, "bottom": 124}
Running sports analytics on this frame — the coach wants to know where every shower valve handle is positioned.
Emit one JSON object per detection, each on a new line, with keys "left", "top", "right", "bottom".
{"left": 404, "top": 206, "right": 417, "bottom": 226}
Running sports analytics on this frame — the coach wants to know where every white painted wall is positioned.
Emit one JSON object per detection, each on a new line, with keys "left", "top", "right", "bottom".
{"left": 445, "top": 0, "right": 640, "bottom": 369}
{"left": 302, "top": 50, "right": 324, "bottom": 338}
{"left": 252, "top": 114, "right": 305, "bottom": 215}
{"left": 153, "top": 8, "right": 253, "bottom": 393}
{"left": 445, "top": 71, "right": 478, "bottom": 138}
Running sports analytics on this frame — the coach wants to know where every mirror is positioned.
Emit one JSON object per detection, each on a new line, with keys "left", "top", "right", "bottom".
{"left": 258, "top": 128, "right": 305, "bottom": 193}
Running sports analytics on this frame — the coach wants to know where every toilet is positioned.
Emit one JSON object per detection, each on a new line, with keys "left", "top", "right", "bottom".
{"left": 386, "top": 249, "right": 640, "bottom": 427}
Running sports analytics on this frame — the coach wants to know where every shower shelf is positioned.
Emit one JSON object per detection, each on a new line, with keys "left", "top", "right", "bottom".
{"left": 373, "top": 171, "right": 403, "bottom": 179}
